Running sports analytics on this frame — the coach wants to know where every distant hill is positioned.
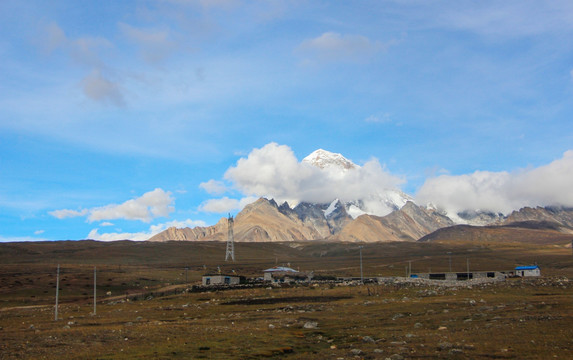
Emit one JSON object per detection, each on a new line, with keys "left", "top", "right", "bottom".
{"left": 502, "top": 206, "right": 573, "bottom": 228}
{"left": 418, "top": 223, "right": 573, "bottom": 245}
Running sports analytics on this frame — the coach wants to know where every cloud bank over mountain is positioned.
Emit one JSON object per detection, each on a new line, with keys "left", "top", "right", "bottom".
{"left": 201, "top": 143, "right": 405, "bottom": 216}
{"left": 200, "top": 144, "right": 573, "bottom": 220}
{"left": 416, "top": 150, "right": 573, "bottom": 215}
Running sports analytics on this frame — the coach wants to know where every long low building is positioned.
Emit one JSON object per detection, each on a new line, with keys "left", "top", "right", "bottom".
{"left": 409, "top": 271, "right": 506, "bottom": 281}
{"left": 408, "top": 265, "right": 541, "bottom": 281}
{"left": 202, "top": 274, "right": 241, "bottom": 286}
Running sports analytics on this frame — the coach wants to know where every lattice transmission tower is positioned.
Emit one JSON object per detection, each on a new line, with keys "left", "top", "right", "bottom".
{"left": 225, "top": 214, "right": 235, "bottom": 261}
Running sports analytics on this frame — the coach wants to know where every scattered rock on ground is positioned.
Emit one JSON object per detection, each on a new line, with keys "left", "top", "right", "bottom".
{"left": 362, "top": 335, "right": 375, "bottom": 343}
{"left": 303, "top": 321, "right": 318, "bottom": 329}
{"left": 386, "top": 354, "right": 404, "bottom": 360}
{"left": 438, "top": 342, "right": 453, "bottom": 350}
{"left": 350, "top": 348, "right": 363, "bottom": 356}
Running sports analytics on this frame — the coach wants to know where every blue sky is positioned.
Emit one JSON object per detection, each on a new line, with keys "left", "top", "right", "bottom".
{"left": 1, "top": 1, "right": 572, "bottom": 241}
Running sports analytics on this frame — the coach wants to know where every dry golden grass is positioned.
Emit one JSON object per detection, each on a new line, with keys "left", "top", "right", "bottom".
{"left": 1, "top": 280, "right": 572, "bottom": 359}
{"left": 1, "top": 239, "right": 572, "bottom": 359}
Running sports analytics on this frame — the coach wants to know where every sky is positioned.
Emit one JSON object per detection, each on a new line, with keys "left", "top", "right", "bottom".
{"left": 1, "top": 0, "right": 573, "bottom": 241}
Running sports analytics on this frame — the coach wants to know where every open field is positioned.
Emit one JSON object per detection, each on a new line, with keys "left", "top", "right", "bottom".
{"left": 1, "top": 240, "right": 572, "bottom": 359}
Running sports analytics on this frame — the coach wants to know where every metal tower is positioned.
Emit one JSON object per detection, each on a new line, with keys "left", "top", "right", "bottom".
{"left": 225, "top": 214, "right": 235, "bottom": 261}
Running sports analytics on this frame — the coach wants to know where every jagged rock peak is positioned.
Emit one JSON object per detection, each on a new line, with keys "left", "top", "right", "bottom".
{"left": 237, "top": 198, "right": 278, "bottom": 217}
{"left": 302, "top": 149, "right": 357, "bottom": 170}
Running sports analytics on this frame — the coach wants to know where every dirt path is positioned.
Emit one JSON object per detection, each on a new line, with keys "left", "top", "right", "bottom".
{"left": 102, "top": 283, "right": 191, "bottom": 302}
{"left": 0, "top": 304, "right": 52, "bottom": 312}
{"left": 0, "top": 283, "right": 193, "bottom": 312}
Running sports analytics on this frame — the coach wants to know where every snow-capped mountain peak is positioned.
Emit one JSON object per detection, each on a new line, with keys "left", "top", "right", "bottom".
{"left": 303, "top": 149, "right": 357, "bottom": 170}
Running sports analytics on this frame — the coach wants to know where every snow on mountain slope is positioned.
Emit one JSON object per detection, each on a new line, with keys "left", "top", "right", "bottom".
{"left": 302, "top": 149, "right": 412, "bottom": 218}
{"left": 324, "top": 199, "right": 340, "bottom": 218}
{"left": 303, "top": 149, "right": 357, "bottom": 171}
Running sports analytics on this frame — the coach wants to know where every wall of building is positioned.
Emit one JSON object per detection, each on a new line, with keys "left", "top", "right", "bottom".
{"left": 411, "top": 271, "right": 505, "bottom": 281}
{"left": 202, "top": 275, "right": 241, "bottom": 286}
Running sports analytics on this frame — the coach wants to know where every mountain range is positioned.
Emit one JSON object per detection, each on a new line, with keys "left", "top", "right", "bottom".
{"left": 148, "top": 149, "right": 573, "bottom": 243}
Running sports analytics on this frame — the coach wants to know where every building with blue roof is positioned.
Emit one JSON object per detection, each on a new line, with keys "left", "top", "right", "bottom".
{"left": 515, "top": 265, "right": 540, "bottom": 277}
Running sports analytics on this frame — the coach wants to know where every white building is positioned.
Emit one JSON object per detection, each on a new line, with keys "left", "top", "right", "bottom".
{"left": 202, "top": 274, "right": 241, "bottom": 286}
{"left": 515, "top": 265, "right": 541, "bottom": 277}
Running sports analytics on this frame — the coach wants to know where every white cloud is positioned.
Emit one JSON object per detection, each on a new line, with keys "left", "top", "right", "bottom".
{"left": 50, "top": 188, "right": 174, "bottom": 223}
{"left": 365, "top": 113, "right": 392, "bottom": 124}
{"left": 199, "top": 179, "right": 228, "bottom": 195}
{"left": 40, "top": 22, "right": 113, "bottom": 66}
{"left": 70, "top": 37, "right": 112, "bottom": 68}
{"left": 221, "top": 142, "right": 403, "bottom": 210}
{"left": 150, "top": 218, "right": 207, "bottom": 231}
{"left": 34, "top": 230, "right": 45, "bottom": 235}
{"left": 88, "top": 228, "right": 147, "bottom": 241}
{"left": 100, "top": 222, "right": 114, "bottom": 227}
{"left": 119, "top": 23, "right": 177, "bottom": 65}
{"left": 39, "top": 22, "right": 125, "bottom": 106}
{"left": 42, "top": 22, "right": 67, "bottom": 54}
{"left": 87, "top": 218, "right": 207, "bottom": 241}
{"left": 296, "top": 32, "right": 390, "bottom": 63}
{"left": 199, "top": 196, "right": 258, "bottom": 213}
{"left": 438, "top": 2, "right": 573, "bottom": 38}
{"left": 49, "top": 208, "right": 89, "bottom": 219}
{"left": 416, "top": 150, "right": 573, "bottom": 215}
{"left": 162, "top": 0, "right": 239, "bottom": 10}
{"left": 81, "top": 69, "right": 125, "bottom": 106}
{"left": 88, "top": 188, "right": 174, "bottom": 222}
{"left": 0, "top": 235, "right": 47, "bottom": 243}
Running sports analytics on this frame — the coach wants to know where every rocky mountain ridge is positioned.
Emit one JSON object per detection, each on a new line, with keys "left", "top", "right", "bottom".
{"left": 149, "top": 198, "right": 573, "bottom": 243}
{"left": 148, "top": 148, "right": 573, "bottom": 243}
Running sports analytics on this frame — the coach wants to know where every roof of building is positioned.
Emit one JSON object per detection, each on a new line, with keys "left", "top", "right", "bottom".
{"left": 203, "top": 273, "right": 241, "bottom": 277}
{"left": 515, "top": 265, "right": 539, "bottom": 270}
{"left": 263, "top": 266, "right": 298, "bottom": 273}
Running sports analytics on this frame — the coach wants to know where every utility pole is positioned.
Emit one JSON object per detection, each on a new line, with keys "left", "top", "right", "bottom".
{"left": 93, "top": 266, "right": 97, "bottom": 315}
{"left": 359, "top": 246, "right": 364, "bottom": 284}
{"left": 55, "top": 264, "right": 60, "bottom": 321}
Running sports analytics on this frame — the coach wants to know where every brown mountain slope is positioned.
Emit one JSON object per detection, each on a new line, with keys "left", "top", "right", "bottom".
{"left": 232, "top": 198, "right": 324, "bottom": 242}
{"left": 149, "top": 198, "right": 325, "bottom": 242}
{"left": 333, "top": 201, "right": 454, "bottom": 242}
{"left": 150, "top": 199, "right": 455, "bottom": 243}
{"left": 333, "top": 214, "right": 405, "bottom": 242}
{"left": 419, "top": 223, "right": 573, "bottom": 245}
{"left": 151, "top": 221, "right": 226, "bottom": 241}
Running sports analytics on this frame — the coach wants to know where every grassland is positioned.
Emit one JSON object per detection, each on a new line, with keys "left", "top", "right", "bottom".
{"left": 1, "top": 239, "right": 572, "bottom": 359}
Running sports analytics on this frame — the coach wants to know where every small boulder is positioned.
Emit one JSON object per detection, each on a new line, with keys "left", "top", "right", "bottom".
{"left": 350, "top": 349, "right": 363, "bottom": 356}
{"left": 362, "top": 335, "right": 376, "bottom": 343}
{"left": 303, "top": 321, "right": 318, "bottom": 329}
